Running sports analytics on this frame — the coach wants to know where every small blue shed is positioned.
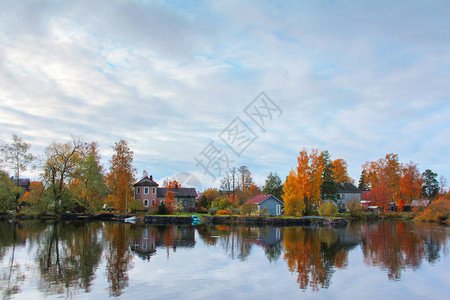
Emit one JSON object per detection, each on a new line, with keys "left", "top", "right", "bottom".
{"left": 247, "top": 194, "right": 283, "bottom": 216}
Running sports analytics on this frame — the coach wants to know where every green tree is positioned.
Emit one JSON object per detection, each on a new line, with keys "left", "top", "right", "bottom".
{"left": 78, "top": 142, "right": 107, "bottom": 211}
{"left": 422, "top": 169, "right": 440, "bottom": 199}
{"left": 0, "top": 171, "right": 22, "bottom": 213}
{"left": 320, "top": 151, "right": 338, "bottom": 201}
{"left": 262, "top": 172, "right": 283, "bottom": 199}
{"left": 0, "top": 134, "right": 34, "bottom": 186}
{"left": 358, "top": 170, "right": 369, "bottom": 191}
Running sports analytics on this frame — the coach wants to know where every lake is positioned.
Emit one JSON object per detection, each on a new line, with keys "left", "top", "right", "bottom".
{"left": 0, "top": 220, "right": 448, "bottom": 299}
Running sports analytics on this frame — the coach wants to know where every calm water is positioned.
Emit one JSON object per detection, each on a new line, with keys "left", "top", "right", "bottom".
{"left": 0, "top": 220, "right": 448, "bottom": 299}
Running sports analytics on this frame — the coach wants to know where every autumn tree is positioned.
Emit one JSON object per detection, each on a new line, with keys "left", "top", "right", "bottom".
{"left": 0, "top": 134, "right": 34, "bottom": 186}
{"left": 331, "top": 159, "right": 352, "bottom": 183}
{"left": 262, "top": 172, "right": 283, "bottom": 200}
{"left": 308, "top": 149, "right": 324, "bottom": 210}
{"left": 282, "top": 150, "right": 310, "bottom": 216}
{"left": 198, "top": 188, "right": 220, "bottom": 208}
{"left": 105, "top": 140, "right": 136, "bottom": 213}
{"left": 400, "top": 162, "right": 423, "bottom": 203}
{"left": 44, "top": 137, "right": 86, "bottom": 212}
{"left": 362, "top": 153, "right": 402, "bottom": 211}
{"left": 163, "top": 180, "right": 180, "bottom": 214}
{"left": 421, "top": 169, "right": 439, "bottom": 199}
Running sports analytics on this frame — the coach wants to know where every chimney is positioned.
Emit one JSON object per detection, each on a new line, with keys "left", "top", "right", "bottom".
{"left": 150, "top": 175, "right": 153, "bottom": 181}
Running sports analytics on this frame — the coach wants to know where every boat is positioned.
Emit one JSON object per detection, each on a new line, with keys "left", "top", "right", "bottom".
{"left": 124, "top": 216, "right": 136, "bottom": 223}
{"left": 191, "top": 215, "right": 202, "bottom": 225}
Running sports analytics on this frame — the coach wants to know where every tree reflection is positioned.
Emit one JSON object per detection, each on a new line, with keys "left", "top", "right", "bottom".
{"left": 361, "top": 221, "right": 448, "bottom": 280}
{"left": 282, "top": 227, "right": 354, "bottom": 291}
{"left": 104, "top": 223, "right": 133, "bottom": 297}
{"left": 36, "top": 222, "right": 103, "bottom": 296}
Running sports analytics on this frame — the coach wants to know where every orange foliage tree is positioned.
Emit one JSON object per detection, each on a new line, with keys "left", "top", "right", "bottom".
{"left": 362, "top": 153, "right": 402, "bottom": 211}
{"left": 163, "top": 180, "right": 179, "bottom": 214}
{"left": 400, "top": 161, "right": 423, "bottom": 204}
{"left": 283, "top": 149, "right": 328, "bottom": 216}
{"left": 332, "top": 159, "right": 352, "bottom": 183}
{"left": 105, "top": 140, "right": 136, "bottom": 213}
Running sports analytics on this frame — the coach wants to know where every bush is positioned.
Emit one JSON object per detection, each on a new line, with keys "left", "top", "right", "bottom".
{"left": 208, "top": 207, "right": 219, "bottom": 215}
{"left": 318, "top": 202, "right": 338, "bottom": 216}
{"left": 415, "top": 198, "right": 449, "bottom": 223}
{"left": 347, "top": 199, "right": 364, "bottom": 218}
{"left": 157, "top": 201, "right": 169, "bottom": 215}
{"left": 240, "top": 203, "right": 258, "bottom": 216}
{"left": 147, "top": 207, "right": 159, "bottom": 215}
{"left": 216, "top": 209, "right": 235, "bottom": 216}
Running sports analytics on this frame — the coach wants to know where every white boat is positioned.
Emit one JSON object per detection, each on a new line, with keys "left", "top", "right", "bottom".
{"left": 124, "top": 216, "right": 136, "bottom": 223}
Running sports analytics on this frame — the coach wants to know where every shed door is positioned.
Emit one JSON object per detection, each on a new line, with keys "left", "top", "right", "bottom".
{"left": 276, "top": 205, "right": 281, "bottom": 215}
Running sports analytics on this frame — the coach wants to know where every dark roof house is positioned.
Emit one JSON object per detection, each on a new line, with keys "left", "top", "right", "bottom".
{"left": 133, "top": 175, "right": 159, "bottom": 187}
{"left": 336, "top": 182, "right": 361, "bottom": 194}
{"left": 11, "top": 177, "right": 30, "bottom": 192}
{"left": 157, "top": 187, "right": 197, "bottom": 198}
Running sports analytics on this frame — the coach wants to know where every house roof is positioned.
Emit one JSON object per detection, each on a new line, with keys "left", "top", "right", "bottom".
{"left": 133, "top": 176, "right": 159, "bottom": 187}
{"left": 246, "top": 194, "right": 283, "bottom": 205}
{"left": 336, "top": 182, "right": 361, "bottom": 194}
{"left": 11, "top": 177, "right": 30, "bottom": 187}
{"left": 157, "top": 187, "right": 197, "bottom": 198}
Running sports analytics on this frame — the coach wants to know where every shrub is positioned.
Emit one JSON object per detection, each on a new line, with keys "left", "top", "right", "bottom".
{"left": 347, "top": 199, "right": 364, "bottom": 218}
{"left": 147, "top": 207, "right": 159, "bottom": 215}
{"left": 157, "top": 201, "right": 169, "bottom": 215}
{"left": 240, "top": 203, "right": 258, "bottom": 216}
{"left": 318, "top": 202, "right": 338, "bottom": 216}
{"left": 208, "top": 207, "right": 219, "bottom": 215}
{"left": 415, "top": 198, "right": 449, "bottom": 223}
{"left": 216, "top": 209, "right": 235, "bottom": 216}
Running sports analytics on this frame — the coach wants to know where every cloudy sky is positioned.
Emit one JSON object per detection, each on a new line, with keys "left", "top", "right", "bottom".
{"left": 1, "top": 0, "right": 449, "bottom": 189}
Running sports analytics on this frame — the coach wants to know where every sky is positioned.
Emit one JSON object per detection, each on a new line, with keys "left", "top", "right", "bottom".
{"left": 0, "top": 0, "right": 449, "bottom": 190}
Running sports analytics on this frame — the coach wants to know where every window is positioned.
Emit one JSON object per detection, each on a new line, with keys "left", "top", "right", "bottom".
{"left": 136, "top": 187, "right": 141, "bottom": 194}
{"left": 152, "top": 200, "right": 155, "bottom": 206}
{"left": 152, "top": 187, "right": 156, "bottom": 194}
{"left": 144, "top": 187, "right": 149, "bottom": 194}
{"left": 276, "top": 205, "right": 281, "bottom": 216}
{"left": 144, "top": 200, "right": 149, "bottom": 207}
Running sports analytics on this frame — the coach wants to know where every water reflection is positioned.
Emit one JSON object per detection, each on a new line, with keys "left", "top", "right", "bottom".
{"left": 360, "top": 221, "right": 448, "bottom": 280}
{"left": 0, "top": 220, "right": 448, "bottom": 298}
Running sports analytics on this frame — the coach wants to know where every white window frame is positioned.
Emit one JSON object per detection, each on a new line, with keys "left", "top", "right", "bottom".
{"left": 144, "top": 187, "right": 149, "bottom": 194}
{"left": 144, "top": 199, "right": 149, "bottom": 207}
{"left": 276, "top": 205, "right": 281, "bottom": 215}
{"left": 136, "top": 187, "right": 141, "bottom": 194}
{"left": 152, "top": 187, "right": 156, "bottom": 194}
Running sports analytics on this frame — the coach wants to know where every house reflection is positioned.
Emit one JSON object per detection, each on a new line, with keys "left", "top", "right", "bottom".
{"left": 130, "top": 225, "right": 195, "bottom": 261}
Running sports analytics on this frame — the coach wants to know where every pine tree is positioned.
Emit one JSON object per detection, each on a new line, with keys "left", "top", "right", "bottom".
{"left": 358, "top": 170, "right": 369, "bottom": 191}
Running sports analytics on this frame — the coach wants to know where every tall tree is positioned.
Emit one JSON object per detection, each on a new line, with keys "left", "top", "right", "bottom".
{"left": 0, "top": 171, "right": 22, "bottom": 213}
{"left": 44, "top": 137, "right": 86, "bottom": 212}
{"left": 321, "top": 151, "right": 337, "bottom": 201}
{"left": 262, "top": 172, "right": 283, "bottom": 199}
{"left": 105, "top": 140, "right": 136, "bottom": 213}
{"left": 362, "top": 153, "right": 402, "bottom": 210}
{"left": 238, "top": 166, "right": 253, "bottom": 193}
{"left": 78, "top": 142, "right": 107, "bottom": 211}
{"left": 331, "top": 159, "right": 352, "bottom": 183}
{"left": 421, "top": 169, "right": 439, "bottom": 199}
{"left": 282, "top": 169, "right": 306, "bottom": 216}
{"left": 400, "top": 162, "right": 422, "bottom": 203}
{"left": 308, "top": 149, "right": 324, "bottom": 210}
{"left": 0, "top": 134, "right": 34, "bottom": 186}
{"left": 358, "top": 170, "right": 369, "bottom": 191}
